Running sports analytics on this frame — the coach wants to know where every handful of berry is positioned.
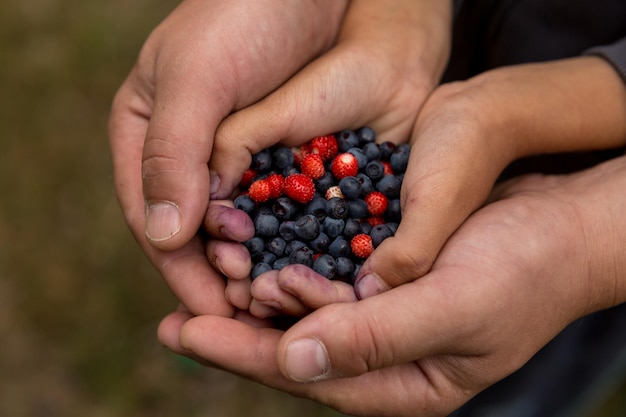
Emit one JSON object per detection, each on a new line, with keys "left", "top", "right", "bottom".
{"left": 234, "top": 127, "right": 409, "bottom": 284}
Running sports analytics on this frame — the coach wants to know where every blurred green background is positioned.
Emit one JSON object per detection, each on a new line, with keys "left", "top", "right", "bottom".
{"left": 0, "top": 1, "right": 623, "bottom": 416}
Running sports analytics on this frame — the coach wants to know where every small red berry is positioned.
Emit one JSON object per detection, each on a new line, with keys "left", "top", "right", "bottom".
{"left": 367, "top": 216, "right": 385, "bottom": 226}
{"left": 351, "top": 234, "right": 374, "bottom": 259}
{"left": 308, "top": 135, "right": 338, "bottom": 162}
{"left": 365, "top": 191, "right": 388, "bottom": 216}
{"left": 248, "top": 179, "right": 272, "bottom": 203}
{"left": 284, "top": 173, "right": 316, "bottom": 204}
{"left": 266, "top": 173, "right": 285, "bottom": 199}
{"left": 331, "top": 152, "right": 359, "bottom": 180}
{"left": 325, "top": 185, "right": 344, "bottom": 200}
{"left": 382, "top": 161, "right": 394, "bottom": 176}
{"left": 300, "top": 153, "right": 326, "bottom": 180}
{"left": 239, "top": 168, "right": 258, "bottom": 188}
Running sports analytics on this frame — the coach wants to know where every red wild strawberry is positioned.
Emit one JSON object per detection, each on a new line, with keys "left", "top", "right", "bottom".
{"left": 239, "top": 168, "right": 258, "bottom": 188}
{"left": 382, "top": 161, "right": 394, "bottom": 176}
{"left": 364, "top": 191, "right": 388, "bottom": 216}
{"left": 308, "top": 135, "right": 338, "bottom": 162}
{"left": 248, "top": 179, "right": 272, "bottom": 203}
{"left": 265, "top": 173, "right": 285, "bottom": 199}
{"left": 300, "top": 153, "right": 325, "bottom": 179}
{"left": 284, "top": 173, "right": 316, "bottom": 204}
{"left": 351, "top": 234, "right": 374, "bottom": 259}
{"left": 325, "top": 185, "right": 344, "bottom": 200}
{"left": 367, "top": 216, "right": 385, "bottom": 226}
{"left": 331, "top": 152, "right": 359, "bottom": 180}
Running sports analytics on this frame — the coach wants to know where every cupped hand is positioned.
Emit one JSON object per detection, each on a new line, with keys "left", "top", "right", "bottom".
{"left": 108, "top": 0, "right": 347, "bottom": 314}
{"left": 160, "top": 156, "right": 626, "bottom": 417}
{"left": 355, "top": 56, "right": 626, "bottom": 297}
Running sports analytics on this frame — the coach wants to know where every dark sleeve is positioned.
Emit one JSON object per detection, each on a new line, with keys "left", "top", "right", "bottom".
{"left": 585, "top": 37, "right": 626, "bottom": 83}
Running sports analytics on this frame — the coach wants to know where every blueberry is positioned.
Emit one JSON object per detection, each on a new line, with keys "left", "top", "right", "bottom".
{"left": 347, "top": 148, "right": 368, "bottom": 170}
{"left": 254, "top": 212, "right": 280, "bottom": 237}
{"left": 323, "top": 217, "right": 345, "bottom": 239}
{"left": 309, "top": 232, "right": 330, "bottom": 253}
{"left": 326, "top": 197, "right": 348, "bottom": 219}
{"left": 378, "top": 141, "right": 397, "bottom": 160}
{"left": 364, "top": 160, "right": 385, "bottom": 181}
{"left": 282, "top": 166, "right": 300, "bottom": 177}
{"left": 305, "top": 196, "right": 327, "bottom": 222}
{"left": 338, "top": 176, "right": 361, "bottom": 200}
{"left": 272, "top": 146, "right": 294, "bottom": 170}
{"left": 244, "top": 237, "right": 265, "bottom": 258}
{"left": 313, "top": 254, "right": 337, "bottom": 279}
{"left": 315, "top": 171, "right": 336, "bottom": 194}
{"left": 273, "top": 257, "right": 290, "bottom": 271}
{"left": 285, "top": 239, "right": 307, "bottom": 256}
{"left": 336, "top": 257, "right": 355, "bottom": 281}
{"left": 253, "top": 251, "right": 277, "bottom": 266}
{"left": 328, "top": 236, "right": 351, "bottom": 258}
{"left": 370, "top": 224, "right": 393, "bottom": 247}
{"left": 359, "top": 221, "right": 373, "bottom": 235}
{"left": 387, "top": 222, "right": 399, "bottom": 234}
{"left": 356, "top": 173, "right": 374, "bottom": 196}
{"left": 250, "top": 262, "right": 272, "bottom": 280}
{"left": 273, "top": 197, "right": 299, "bottom": 220}
{"left": 342, "top": 218, "right": 361, "bottom": 238}
{"left": 266, "top": 236, "right": 287, "bottom": 257}
{"left": 363, "top": 142, "right": 381, "bottom": 161}
{"left": 289, "top": 246, "right": 314, "bottom": 267}
{"left": 376, "top": 174, "right": 401, "bottom": 198}
{"left": 234, "top": 194, "right": 256, "bottom": 215}
{"left": 386, "top": 199, "right": 402, "bottom": 223}
{"left": 390, "top": 144, "right": 410, "bottom": 174}
{"left": 357, "top": 126, "right": 376, "bottom": 144}
{"left": 279, "top": 220, "right": 296, "bottom": 241}
{"left": 251, "top": 149, "right": 272, "bottom": 172}
{"left": 347, "top": 199, "right": 369, "bottom": 219}
{"left": 294, "top": 214, "right": 321, "bottom": 241}
{"left": 336, "top": 129, "right": 360, "bottom": 152}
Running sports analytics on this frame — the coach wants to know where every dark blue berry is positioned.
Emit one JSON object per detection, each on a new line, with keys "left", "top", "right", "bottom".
{"left": 289, "top": 246, "right": 314, "bottom": 267}
{"left": 273, "top": 197, "right": 299, "bottom": 220}
{"left": 254, "top": 212, "right": 279, "bottom": 237}
{"left": 305, "top": 197, "right": 327, "bottom": 222}
{"left": 266, "top": 237, "right": 287, "bottom": 257}
{"left": 285, "top": 239, "right": 307, "bottom": 256}
{"left": 364, "top": 160, "right": 385, "bottom": 181}
{"left": 357, "top": 126, "right": 376, "bottom": 144}
{"left": 282, "top": 166, "right": 300, "bottom": 177}
{"left": 390, "top": 144, "right": 410, "bottom": 174}
{"left": 347, "top": 148, "right": 368, "bottom": 171}
{"left": 309, "top": 232, "right": 330, "bottom": 253}
{"left": 294, "top": 214, "right": 321, "bottom": 241}
{"left": 362, "top": 142, "right": 381, "bottom": 161}
{"left": 251, "top": 262, "right": 272, "bottom": 280}
{"left": 328, "top": 236, "right": 351, "bottom": 258}
{"left": 315, "top": 171, "right": 336, "bottom": 194}
{"left": 253, "top": 251, "right": 277, "bottom": 266}
{"left": 356, "top": 173, "right": 374, "bottom": 197}
{"left": 279, "top": 220, "right": 296, "bottom": 241}
{"left": 251, "top": 149, "right": 272, "bottom": 172}
{"left": 337, "top": 130, "right": 359, "bottom": 152}
{"left": 272, "top": 146, "right": 294, "bottom": 170}
{"left": 326, "top": 197, "right": 348, "bottom": 219}
{"left": 338, "top": 176, "right": 361, "bottom": 200}
{"left": 347, "top": 199, "right": 369, "bottom": 219}
{"left": 376, "top": 175, "right": 401, "bottom": 198}
{"left": 323, "top": 217, "right": 345, "bottom": 239}
{"left": 387, "top": 222, "right": 399, "bottom": 234}
{"left": 359, "top": 221, "right": 373, "bottom": 235}
{"left": 379, "top": 141, "right": 396, "bottom": 160}
{"left": 273, "top": 257, "right": 290, "bottom": 271}
{"left": 370, "top": 224, "right": 393, "bottom": 247}
{"left": 244, "top": 237, "right": 265, "bottom": 258}
{"left": 386, "top": 199, "right": 402, "bottom": 223}
{"left": 234, "top": 194, "right": 256, "bottom": 215}
{"left": 313, "top": 254, "right": 337, "bottom": 279}
{"left": 342, "top": 218, "right": 361, "bottom": 238}
{"left": 336, "top": 257, "right": 355, "bottom": 281}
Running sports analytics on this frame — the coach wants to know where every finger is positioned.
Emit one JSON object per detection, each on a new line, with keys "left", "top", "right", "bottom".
{"left": 204, "top": 201, "right": 255, "bottom": 242}
{"left": 206, "top": 239, "right": 251, "bottom": 280}
{"left": 224, "top": 277, "right": 252, "bottom": 310}
{"left": 277, "top": 264, "right": 358, "bottom": 308}
{"left": 250, "top": 270, "right": 309, "bottom": 318}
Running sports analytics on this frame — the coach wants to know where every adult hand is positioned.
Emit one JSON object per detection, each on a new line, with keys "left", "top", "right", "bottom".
{"left": 354, "top": 55, "right": 626, "bottom": 298}
{"left": 108, "top": 0, "right": 347, "bottom": 314}
{"left": 160, "top": 156, "right": 626, "bottom": 417}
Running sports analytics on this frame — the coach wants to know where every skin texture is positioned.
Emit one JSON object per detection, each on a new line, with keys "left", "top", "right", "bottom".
{"left": 160, "top": 155, "right": 626, "bottom": 417}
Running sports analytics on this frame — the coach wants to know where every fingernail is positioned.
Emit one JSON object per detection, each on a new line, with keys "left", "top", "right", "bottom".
{"left": 285, "top": 338, "right": 330, "bottom": 382}
{"left": 209, "top": 171, "right": 221, "bottom": 196}
{"left": 145, "top": 202, "right": 181, "bottom": 241}
{"left": 355, "top": 273, "right": 390, "bottom": 299}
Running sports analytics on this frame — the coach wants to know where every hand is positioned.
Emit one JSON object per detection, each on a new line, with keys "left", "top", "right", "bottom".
{"left": 108, "top": 0, "right": 348, "bottom": 314}
{"left": 159, "top": 156, "right": 626, "bottom": 417}
{"left": 354, "top": 55, "right": 626, "bottom": 297}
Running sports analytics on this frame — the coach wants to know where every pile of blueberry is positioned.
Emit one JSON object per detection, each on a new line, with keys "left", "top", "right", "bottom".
{"left": 234, "top": 127, "right": 409, "bottom": 284}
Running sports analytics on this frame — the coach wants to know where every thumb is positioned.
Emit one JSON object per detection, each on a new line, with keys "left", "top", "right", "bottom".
{"left": 142, "top": 69, "right": 231, "bottom": 250}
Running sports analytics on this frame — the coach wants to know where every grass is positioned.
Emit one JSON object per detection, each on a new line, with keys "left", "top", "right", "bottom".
{"left": 0, "top": 1, "right": 622, "bottom": 416}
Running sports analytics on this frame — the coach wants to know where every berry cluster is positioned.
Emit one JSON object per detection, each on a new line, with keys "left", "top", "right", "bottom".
{"left": 234, "top": 127, "right": 410, "bottom": 283}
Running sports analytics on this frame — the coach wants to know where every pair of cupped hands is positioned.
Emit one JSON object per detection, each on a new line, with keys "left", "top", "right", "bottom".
{"left": 108, "top": 1, "right": 626, "bottom": 415}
